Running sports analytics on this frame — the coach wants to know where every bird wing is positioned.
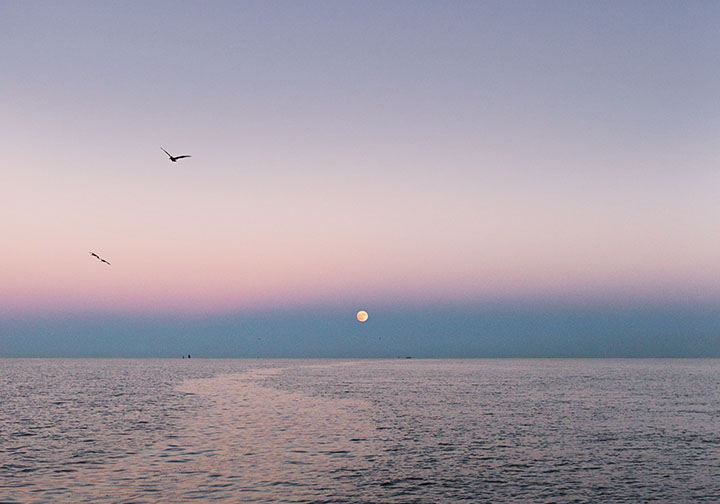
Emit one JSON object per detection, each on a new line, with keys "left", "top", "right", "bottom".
{"left": 174, "top": 155, "right": 191, "bottom": 160}
{"left": 90, "top": 252, "right": 99, "bottom": 258}
{"left": 101, "top": 259, "right": 111, "bottom": 265}
{"left": 161, "top": 147, "right": 172, "bottom": 158}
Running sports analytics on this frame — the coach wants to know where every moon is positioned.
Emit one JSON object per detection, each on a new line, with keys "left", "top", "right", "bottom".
{"left": 356, "top": 310, "right": 368, "bottom": 322}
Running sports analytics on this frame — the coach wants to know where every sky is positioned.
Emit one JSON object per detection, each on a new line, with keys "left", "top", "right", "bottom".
{"left": 2, "top": 1, "right": 720, "bottom": 357}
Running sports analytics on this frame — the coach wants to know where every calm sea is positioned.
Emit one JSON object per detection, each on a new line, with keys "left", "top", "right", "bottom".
{"left": 1, "top": 359, "right": 719, "bottom": 503}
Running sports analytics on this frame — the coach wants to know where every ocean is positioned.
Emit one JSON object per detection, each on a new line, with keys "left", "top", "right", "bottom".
{"left": 1, "top": 359, "right": 719, "bottom": 503}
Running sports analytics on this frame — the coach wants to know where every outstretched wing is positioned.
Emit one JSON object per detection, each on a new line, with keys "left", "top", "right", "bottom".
{"left": 174, "top": 155, "right": 191, "bottom": 160}
{"left": 90, "top": 252, "right": 100, "bottom": 259}
{"left": 101, "top": 259, "right": 111, "bottom": 265}
{"left": 160, "top": 147, "right": 172, "bottom": 158}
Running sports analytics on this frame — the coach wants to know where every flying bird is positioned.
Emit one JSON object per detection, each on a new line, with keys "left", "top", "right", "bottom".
{"left": 90, "top": 252, "right": 111, "bottom": 265}
{"left": 161, "top": 147, "right": 191, "bottom": 163}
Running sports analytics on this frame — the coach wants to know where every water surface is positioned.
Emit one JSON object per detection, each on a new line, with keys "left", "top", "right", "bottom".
{"left": 2, "top": 359, "right": 719, "bottom": 502}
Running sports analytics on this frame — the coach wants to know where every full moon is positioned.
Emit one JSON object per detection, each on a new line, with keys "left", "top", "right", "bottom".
{"left": 356, "top": 310, "right": 368, "bottom": 322}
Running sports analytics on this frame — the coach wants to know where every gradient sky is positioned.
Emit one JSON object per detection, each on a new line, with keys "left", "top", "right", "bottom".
{"left": 2, "top": 1, "right": 720, "bottom": 356}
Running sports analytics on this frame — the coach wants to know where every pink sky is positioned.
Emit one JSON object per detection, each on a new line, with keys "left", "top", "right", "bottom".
{"left": 2, "top": 1, "right": 720, "bottom": 316}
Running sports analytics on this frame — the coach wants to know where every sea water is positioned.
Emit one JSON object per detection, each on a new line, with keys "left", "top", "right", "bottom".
{"left": 1, "top": 359, "right": 719, "bottom": 503}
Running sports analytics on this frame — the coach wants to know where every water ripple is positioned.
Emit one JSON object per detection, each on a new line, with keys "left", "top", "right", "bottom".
{"left": 1, "top": 359, "right": 719, "bottom": 502}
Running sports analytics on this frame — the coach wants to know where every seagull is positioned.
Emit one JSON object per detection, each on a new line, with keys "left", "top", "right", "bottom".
{"left": 161, "top": 147, "right": 191, "bottom": 163}
{"left": 90, "top": 252, "right": 111, "bottom": 265}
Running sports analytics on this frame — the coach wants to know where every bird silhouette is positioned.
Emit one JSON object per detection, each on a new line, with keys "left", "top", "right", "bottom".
{"left": 161, "top": 147, "right": 191, "bottom": 162}
{"left": 90, "top": 252, "right": 111, "bottom": 265}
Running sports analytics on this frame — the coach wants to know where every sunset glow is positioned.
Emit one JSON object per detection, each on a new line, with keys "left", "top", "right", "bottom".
{"left": 2, "top": 1, "right": 719, "bottom": 357}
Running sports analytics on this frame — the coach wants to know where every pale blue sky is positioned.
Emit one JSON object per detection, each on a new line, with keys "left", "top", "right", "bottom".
{"left": 2, "top": 1, "right": 719, "bottom": 356}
